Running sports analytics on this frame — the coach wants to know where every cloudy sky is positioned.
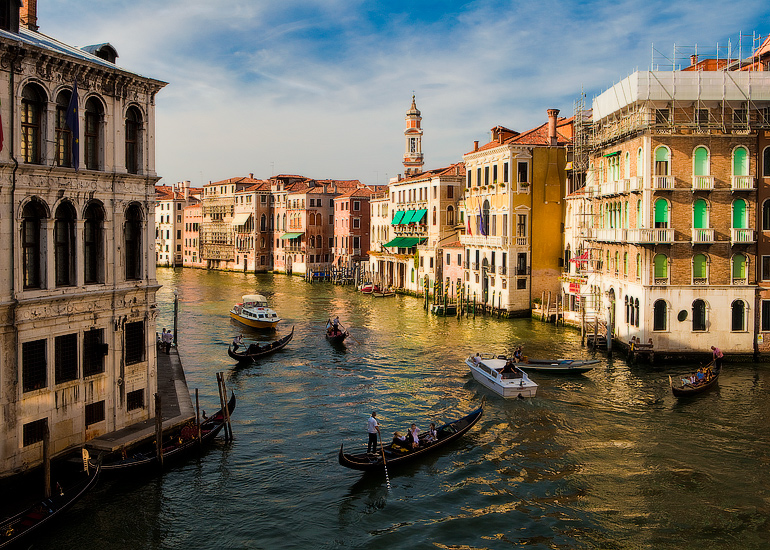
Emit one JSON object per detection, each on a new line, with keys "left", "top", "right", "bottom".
{"left": 41, "top": 0, "right": 770, "bottom": 187}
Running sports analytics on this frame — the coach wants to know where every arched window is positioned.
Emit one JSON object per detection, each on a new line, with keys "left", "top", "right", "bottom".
{"left": 614, "top": 251, "right": 619, "bottom": 274}
{"left": 432, "top": 206, "right": 437, "bottom": 226}
{"left": 763, "top": 200, "right": 770, "bottom": 231}
{"left": 636, "top": 200, "right": 641, "bottom": 228}
{"left": 624, "top": 152, "right": 630, "bottom": 179}
{"left": 693, "top": 146, "right": 709, "bottom": 176}
{"left": 654, "top": 253, "right": 668, "bottom": 282}
{"left": 282, "top": 213, "right": 286, "bottom": 231}
{"left": 54, "top": 202, "right": 76, "bottom": 286}
{"left": 625, "top": 296, "right": 630, "bottom": 323}
{"left": 693, "top": 253, "right": 707, "bottom": 283}
{"left": 654, "top": 198, "right": 669, "bottom": 228}
{"left": 653, "top": 299, "right": 667, "bottom": 331}
{"left": 84, "top": 202, "right": 104, "bottom": 284}
{"left": 260, "top": 214, "right": 266, "bottom": 232}
{"left": 731, "top": 300, "right": 746, "bottom": 331}
{"left": 764, "top": 147, "right": 770, "bottom": 177}
{"left": 309, "top": 214, "right": 315, "bottom": 226}
{"left": 654, "top": 146, "right": 670, "bottom": 175}
{"left": 125, "top": 106, "right": 142, "bottom": 174}
{"left": 124, "top": 204, "right": 143, "bottom": 280}
{"left": 636, "top": 147, "right": 643, "bottom": 177}
{"left": 692, "top": 299, "right": 707, "bottom": 331}
{"left": 623, "top": 252, "right": 628, "bottom": 276}
{"left": 55, "top": 90, "right": 73, "bottom": 167}
{"left": 733, "top": 198, "right": 747, "bottom": 229}
{"left": 636, "top": 253, "right": 641, "bottom": 280}
{"left": 309, "top": 235, "right": 315, "bottom": 248}
{"left": 22, "top": 200, "right": 47, "bottom": 289}
{"left": 85, "top": 97, "right": 104, "bottom": 171}
{"left": 634, "top": 298, "right": 640, "bottom": 327}
{"left": 733, "top": 253, "right": 747, "bottom": 282}
{"left": 733, "top": 146, "right": 749, "bottom": 176}
{"left": 447, "top": 206, "right": 455, "bottom": 226}
{"left": 693, "top": 198, "right": 708, "bottom": 229}
{"left": 22, "top": 83, "right": 46, "bottom": 164}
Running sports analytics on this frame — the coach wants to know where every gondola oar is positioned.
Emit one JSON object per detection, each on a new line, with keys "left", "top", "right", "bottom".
{"left": 378, "top": 430, "right": 391, "bottom": 491}
{"left": 339, "top": 323, "right": 362, "bottom": 345}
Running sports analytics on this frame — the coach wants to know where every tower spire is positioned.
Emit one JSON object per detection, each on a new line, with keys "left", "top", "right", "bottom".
{"left": 403, "top": 95, "right": 424, "bottom": 176}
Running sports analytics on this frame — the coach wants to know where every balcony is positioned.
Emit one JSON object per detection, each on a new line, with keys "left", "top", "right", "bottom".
{"left": 471, "top": 262, "right": 479, "bottom": 271}
{"left": 654, "top": 277, "right": 669, "bottom": 285}
{"left": 627, "top": 228, "right": 674, "bottom": 244}
{"left": 693, "top": 277, "right": 708, "bottom": 285}
{"left": 628, "top": 176, "right": 643, "bottom": 192}
{"left": 594, "top": 228, "right": 626, "bottom": 243}
{"left": 498, "top": 265, "right": 507, "bottom": 275}
{"left": 691, "top": 228, "right": 714, "bottom": 243}
{"left": 731, "top": 228, "right": 755, "bottom": 244}
{"left": 515, "top": 266, "right": 531, "bottom": 276}
{"left": 732, "top": 277, "right": 748, "bottom": 285}
{"left": 460, "top": 235, "right": 508, "bottom": 248}
{"left": 488, "top": 265, "right": 496, "bottom": 274}
{"left": 515, "top": 236, "right": 528, "bottom": 246}
{"left": 691, "top": 175, "right": 714, "bottom": 191}
{"left": 731, "top": 175, "right": 755, "bottom": 191}
{"left": 653, "top": 176, "right": 675, "bottom": 190}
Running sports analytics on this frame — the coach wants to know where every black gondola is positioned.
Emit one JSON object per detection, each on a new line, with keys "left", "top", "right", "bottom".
{"left": 670, "top": 362, "right": 721, "bottom": 397}
{"left": 325, "top": 327, "right": 349, "bottom": 344}
{"left": 338, "top": 404, "right": 484, "bottom": 472}
{"left": 228, "top": 327, "right": 294, "bottom": 362}
{"left": 0, "top": 460, "right": 100, "bottom": 549}
{"left": 91, "top": 392, "right": 236, "bottom": 473}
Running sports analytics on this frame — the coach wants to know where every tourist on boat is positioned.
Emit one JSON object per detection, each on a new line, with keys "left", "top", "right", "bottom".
{"left": 424, "top": 422, "right": 438, "bottom": 443}
{"left": 711, "top": 346, "right": 724, "bottom": 368}
{"left": 513, "top": 346, "right": 523, "bottom": 362}
{"left": 407, "top": 423, "right": 421, "bottom": 449}
{"left": 392, "top": 431, "right": 408, "bottom": 450}
{"left": 473, "top": 353, "right": 481, "bottom": 365}
{"left": 248, "top": 342, "right": 261, "bottom": 354}
{"left": 367, "top": 411, "right": 380, "bottom": 454}
{"left": 502, "top": 360, "right": 516, "bottom": 373}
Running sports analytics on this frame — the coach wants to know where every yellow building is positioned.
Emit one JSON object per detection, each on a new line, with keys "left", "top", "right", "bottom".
{"left": 461, "top": 110, "right": 573, "bottom": 315}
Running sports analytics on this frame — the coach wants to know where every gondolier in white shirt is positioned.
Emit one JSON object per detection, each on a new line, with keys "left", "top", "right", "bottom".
{"left": 367, "top": 411, "right": 380, "bottom": 454}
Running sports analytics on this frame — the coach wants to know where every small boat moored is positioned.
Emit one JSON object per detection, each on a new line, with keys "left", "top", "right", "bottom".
{"left": 228, "top": 327, "right": 294, "bottom": 362}
{"left": 466, "top": 354, "right": 538, "bottom": 398}
{"left": 516, "top": 357, "right": 599, "bottom": 374}
{"left": 360, "top": 283, "right": 379, "bottom": 294}
{"left": 0, "top": 452, "right": 100, "bottom": 549}
{"left": 670, "top": 361, "right": 721, "bottom": 397}
{"left": 338, "top": 403, "right": 483, "bottom": 472}
{"left": 230, "top": 294, "right": 281, "bottom": 329}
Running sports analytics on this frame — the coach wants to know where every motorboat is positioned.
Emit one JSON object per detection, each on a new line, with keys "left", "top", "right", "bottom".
{"left": 465, "top": 354, "right": 538, "bottom": 398}
{"left": 230, "top": 294, "right": 281, "bottom": 329}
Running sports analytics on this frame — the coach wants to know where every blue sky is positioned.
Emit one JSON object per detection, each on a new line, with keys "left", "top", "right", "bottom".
{"left": 42, "top": 0, "right": 770, "bottom": 187}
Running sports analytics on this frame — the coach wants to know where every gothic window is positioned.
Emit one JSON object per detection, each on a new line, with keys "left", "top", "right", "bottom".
{"left": 55, "top": 90, "right": 72, "bottom": 168}
{"left": 654, "top": 146, "right": 670, "bottom": 176}
{"left": 54, "top": 201, "right": 76, "bottom": 286}
{"left": 731, "top": 300, "right": 746, "bottom": 332}
{"left": 21, "top": 83, "right": 46, "bottom": 164}
{"left": 653, "top": 300, "right": 667, "bottom": 331}
{"left": 22, "top": 199, "right": 46, "bottom": 289}
{"left": 85, "top": 97, "right": 104, "bottom": 170}
{"left": 692, "top": 299, "right": 707, "bottom": 331}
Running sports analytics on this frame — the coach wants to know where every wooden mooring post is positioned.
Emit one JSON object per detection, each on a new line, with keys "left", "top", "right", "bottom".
{"left": 195, "top": 388, "right": 201, "bottom": 443}
{"left": 155, "top": 393, "right": 163, "bottom": 467}
{"left": 216, "top": 372, "right": 233, "bottom": 441}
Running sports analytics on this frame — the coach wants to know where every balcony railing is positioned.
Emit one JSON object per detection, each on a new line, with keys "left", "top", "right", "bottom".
{"left": 460, "top": 235, "right": 508, "bottom": 247}
{"left": 515, "top": 266, "right": 531, "bottom": 276}
{"left": 691, "top": 228, "right": 714, "bottom": 243}
{"left": 654, "top": 277, "right": 669, "bottom": 285}
{"left": 498, "top": 265, "right": 507, "bottom": 275}
{"left": 691, "top": 175, "right": 714, "bottom": 191}
{"left": 487, "top": 265, "right": 496, "bottom": 274}
{"left": 731, "top": 175, "right": 755, "bottom": 191}
{"left": 731, "top": 228, "right": 755, "bottom": 244}
{"left": 732, "top": 277, "right": 748, "bottom": 285}
{"left": 627, "top": 228, "right": 674, "bottom": 244}
{"left": 628, "top": 176, "right": 643, "bottom": 192}
{"left": 515, "top": 236, "right": 528, "bottom": 246}
{"left": 472, "top": 262, "right": 479, "bottom": 271}
{"left": 653, "top": 176, "right": 675, "bottom": 190}
{"left": 594, "top": 228, "right": 626, "bottom": 242}
{"left": 693, "top": 277, "right": 708, "bottom": 285}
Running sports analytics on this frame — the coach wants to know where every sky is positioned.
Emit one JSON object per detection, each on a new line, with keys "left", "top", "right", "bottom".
{"left": 41, "top": 0, "right": 770, "bottom": 187}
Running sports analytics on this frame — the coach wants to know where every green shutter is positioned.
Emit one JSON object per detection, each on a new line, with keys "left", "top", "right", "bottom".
{"left": 694, "top": 147, "right": 708, "bottom": 176}
{"left": 733, "top": 199, "right": 747, "bottom": 228}
{"left": 654, "top": 199, "right": 668, "bottom": 225}
{"left": 655, "top": 147, "right": 669, "bottom": 163}
{"left": 693, "top": 254, "right": 707, "bottom": 279}
{"left": 733, "top": 254, "right": 746, "bottom": 279}
{"left": 693, "top": 199, "right": 707, "bottom": 229}
{"left": 654, "top": 254, "right": 668, "bottom": 278}
{"left": 733, "top": 147, "right": 748, "bottom": 176}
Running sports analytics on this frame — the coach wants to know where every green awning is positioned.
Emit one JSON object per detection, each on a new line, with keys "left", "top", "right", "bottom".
{"left": 400, "top": 210, "right": 417, "bottom": 224}
{"left": 391, "top": 211, "right": 405, "bottom": 225}
{"left": 384, "top": 237, "right": 425, "bottom": 248}
{"left": 410, "top": 209, "right": 427, "bottom": 223}
{"left": 602, "top": 151, "right": 621, "bottom": 157}
{"left": 280, "top": 232, "right": 304, "bottom": 240}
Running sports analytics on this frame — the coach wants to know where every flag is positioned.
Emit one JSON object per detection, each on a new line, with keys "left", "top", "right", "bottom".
{"left": 477, "top": 203, "right": 486, "bottom": 237}
{"left": 65, "top": 80, "right": 79, "bottom": 170}
{"left": 465, "top": 211, "right": 472, "bottom": 236}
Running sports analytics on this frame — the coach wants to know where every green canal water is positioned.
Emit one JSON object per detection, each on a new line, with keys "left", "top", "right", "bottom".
{"left": 36, "top": 269, "right": 770, "bottom": 549}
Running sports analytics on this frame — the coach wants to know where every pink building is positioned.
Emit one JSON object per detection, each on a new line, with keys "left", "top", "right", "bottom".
{"left": 333, "top": 186, "right": 379, "bottom": 267}
{"left": 183, "top": 204, "right": 205, "bottom": 268}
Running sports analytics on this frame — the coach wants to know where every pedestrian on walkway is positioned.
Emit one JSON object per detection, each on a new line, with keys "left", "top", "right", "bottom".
{"left": 163, "top": 328, "right": 172, "bottom": 354}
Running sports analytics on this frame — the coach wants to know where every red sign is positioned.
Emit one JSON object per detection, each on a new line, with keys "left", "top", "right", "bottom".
{"left": 569, "top": 282, "right": 581, "bottom": 294}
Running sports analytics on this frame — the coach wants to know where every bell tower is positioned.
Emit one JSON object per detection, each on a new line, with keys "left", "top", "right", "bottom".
{"left": 403, "top": 95, "right": 424, "bottom": 176}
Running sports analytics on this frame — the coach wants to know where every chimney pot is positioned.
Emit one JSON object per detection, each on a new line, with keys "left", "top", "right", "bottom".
{"left": 474, "top": 140, "right": 479, "bottom": 152}
{"left": 690, "top": 54, "right": 698, "bottom": 66}
{"left": 249, "top": 173, "right": 253, "bottom": 179}
{"left": 547, "top": 109, "right": 560, "bottom": 146}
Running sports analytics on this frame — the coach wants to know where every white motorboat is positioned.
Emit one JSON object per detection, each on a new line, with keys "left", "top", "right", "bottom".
{"left": 465, "top": 355, "right": 538, "bottom": 398}
{"left": 230, "top": 294, "right": 281, "bottom": 329}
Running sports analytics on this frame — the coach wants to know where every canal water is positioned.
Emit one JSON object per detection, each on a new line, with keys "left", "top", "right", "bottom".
{"left": 37, "top": 269, "right": 770, "bottom": 549}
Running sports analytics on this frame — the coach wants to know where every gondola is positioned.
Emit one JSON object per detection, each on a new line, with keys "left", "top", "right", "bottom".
{"left": 325, "top": 327, "right": 349, "bottom": 344}
{"left": 91, "top": 392, "right": 236, "bottom": 473}
{"left": 516, "top": 357, "right": 600, "bottom": 374}
{"left": 338, "top": 403, "right": 483, "bottom": 472}
{"left": 228, "top": 327, "right": 294, "bottom": 362}
{"left": 0, "top": 458, "right": 100, "bottom": 549}
{"left": 670, "top": 362, "right": 721, "bottom": 397}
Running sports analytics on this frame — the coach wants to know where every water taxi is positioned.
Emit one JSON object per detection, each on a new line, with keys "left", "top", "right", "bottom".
{"left": 230, "top": 294, "right": 281, "bottom": 329}
{"left": 465, "top": 354, "right": 538, "bottom": 398}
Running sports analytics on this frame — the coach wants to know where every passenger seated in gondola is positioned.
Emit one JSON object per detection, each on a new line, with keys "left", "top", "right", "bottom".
{"left": 391, "top": 432, "right": 409, "bottom": 452}
{"left": 407, "top": 423, "right": 421, "bottom": 449}
{"left": 421, "top": 422, "right": 438, "bottom": 444}
{"left": 513, "top": 346, "right": 523, "bottom": 362}
{"left": 248, "top": 343, "right": 260, "bottom": 354}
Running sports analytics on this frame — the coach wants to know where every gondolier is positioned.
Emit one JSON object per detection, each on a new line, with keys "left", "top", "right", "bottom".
{"left": 367, "top": 411, "right": 380, "bottom": 454}
{"left": 711, "top": 346, "right": 724, "bottom": 368}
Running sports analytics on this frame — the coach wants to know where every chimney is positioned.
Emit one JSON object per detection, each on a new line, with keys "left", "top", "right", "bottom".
{"left": 473, "top": 140, "right": 479, "bottom": 152}
{"left": 183, "top": 180, "right": 190, "bottom": 200}
{"left": 20, "top": 0, "right": 38, "bottom": 31}
{"left": 547, "top": 109, "right": 560, "bottom": 146}
{"left": 249, "top": 173, "right": 253, "bottom": 179}
{"left": 690, "top": 54, "right": 698, "bottom": 66}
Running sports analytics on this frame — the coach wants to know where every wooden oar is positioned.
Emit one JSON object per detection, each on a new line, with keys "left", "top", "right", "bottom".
{"left": 378, "top": 430, "right": 391, "bottom": 491}
{"left": 339, "top": 323, "right": 362, "bottom": 345}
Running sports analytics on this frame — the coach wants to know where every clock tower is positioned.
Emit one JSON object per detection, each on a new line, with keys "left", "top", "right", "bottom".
{"left": 403, "top": 95, "right": 424, "bottom": 176}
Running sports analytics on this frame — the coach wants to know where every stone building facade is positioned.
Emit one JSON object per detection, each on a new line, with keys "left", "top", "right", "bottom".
{"left": 0, "top": 1, "right": 166, "bottom": 475}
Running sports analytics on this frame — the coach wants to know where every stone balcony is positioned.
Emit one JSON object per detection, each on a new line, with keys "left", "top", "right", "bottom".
{"left": 691, "top": 175, "right": 714, "bottom": 191}
{"left": 731, "top": 175, "right": 755, "bottom": 191}
{"left": 731, "top": 228, "right": 755, "bottom": 244}
{"left": 691, "top": 228, "right": 715, "bottom": 243}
